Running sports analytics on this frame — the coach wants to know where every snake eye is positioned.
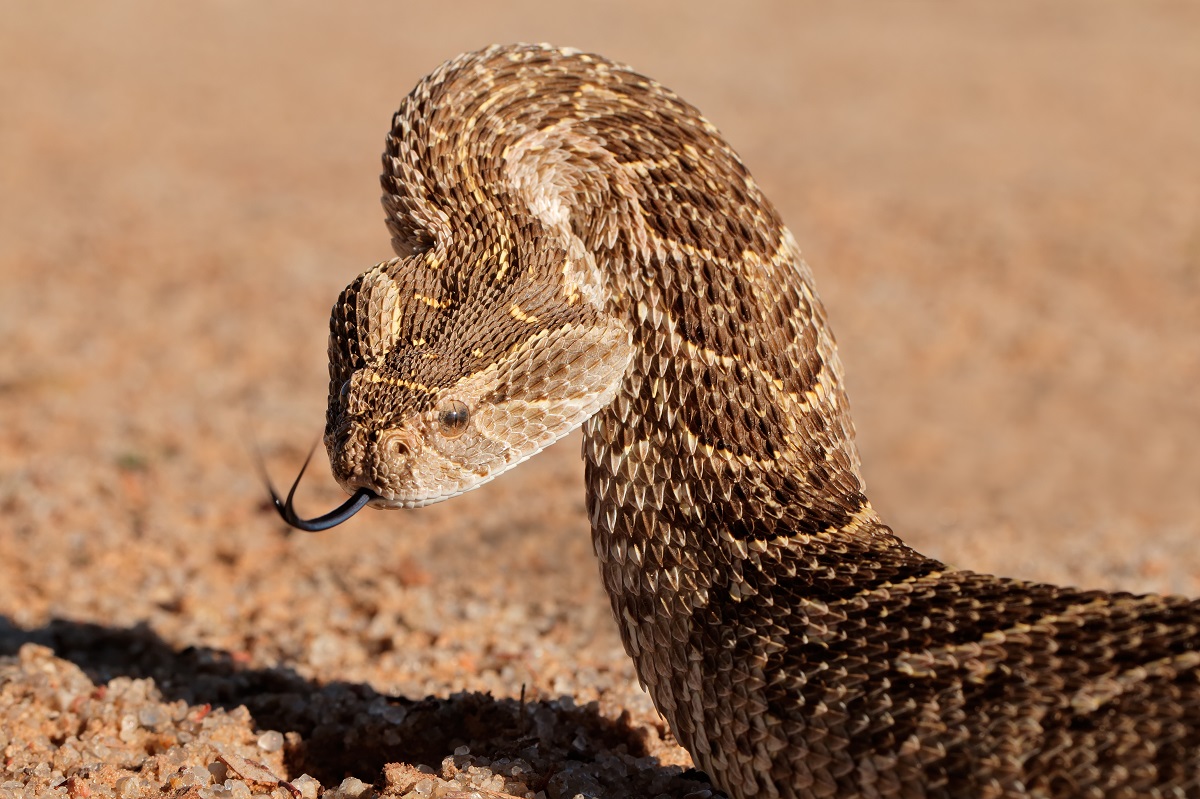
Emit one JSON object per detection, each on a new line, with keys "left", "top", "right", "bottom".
{"left": 437, "top": 400, "right": 471, "bottom": 438}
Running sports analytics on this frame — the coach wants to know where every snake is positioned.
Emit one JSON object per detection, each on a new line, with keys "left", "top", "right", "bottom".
{"left": 269, "top": 44, "right": 1200, "bottom": 798}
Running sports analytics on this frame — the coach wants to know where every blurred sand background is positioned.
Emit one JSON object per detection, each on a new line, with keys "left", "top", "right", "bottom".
{"left": 1, "top": 2, "right": 1198, "bottom": 797}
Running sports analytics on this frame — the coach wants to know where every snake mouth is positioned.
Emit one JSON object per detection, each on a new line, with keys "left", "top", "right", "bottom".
{"left": 263, "top": 443, "right": 376, "bottom": 532}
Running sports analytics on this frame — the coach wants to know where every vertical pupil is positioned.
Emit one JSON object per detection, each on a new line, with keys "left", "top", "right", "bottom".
{"left": 439, "top": 400, "right": 469, "bottom": 435}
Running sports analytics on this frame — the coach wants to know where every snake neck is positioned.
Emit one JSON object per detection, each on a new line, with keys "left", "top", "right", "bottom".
{"left": 381, "top": 43, "right": 935, "bottom": 570}
{"left": 382, "top": 46, "right": 932, "bottom": 596}
{"left": 382, "top": 37, "right": 943, "bottom": 692}
{"left": 379, "top": 47, "right": 882, "bottom": 544}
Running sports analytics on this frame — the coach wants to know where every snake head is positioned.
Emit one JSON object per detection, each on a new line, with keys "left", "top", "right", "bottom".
{"left": 323, "top": 252, "right": 632, "bottom": 508}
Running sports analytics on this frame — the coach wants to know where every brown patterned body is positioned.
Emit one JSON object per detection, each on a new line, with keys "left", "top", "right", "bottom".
{"left": 324, "top": 45, "right": 1200, "bottom": 798}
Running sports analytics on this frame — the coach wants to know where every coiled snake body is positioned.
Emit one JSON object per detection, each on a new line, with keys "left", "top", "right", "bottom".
{"left": 275, "top": 45, "right": 1200, "bottom": 798}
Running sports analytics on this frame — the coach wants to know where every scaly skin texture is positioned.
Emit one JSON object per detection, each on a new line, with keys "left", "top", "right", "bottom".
{"left": 319, "top": 44, "right": 1200, "bottom": 798}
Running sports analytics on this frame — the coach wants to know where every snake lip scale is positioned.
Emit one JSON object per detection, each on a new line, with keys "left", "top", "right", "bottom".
{"left": 272, "top": 44, "right": 1200, "bottom": 799}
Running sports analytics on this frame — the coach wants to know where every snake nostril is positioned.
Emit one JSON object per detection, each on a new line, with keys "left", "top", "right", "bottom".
{"left": 379, "top": 429, "right": 417, "bottom": 460}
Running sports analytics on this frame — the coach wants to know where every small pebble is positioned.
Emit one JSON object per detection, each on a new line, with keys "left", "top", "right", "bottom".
{"left": 138, "top": 706, "right": 166, "bottom": 729}
{"left": 226, "top": 780, "right": 252, "bottom": 799}
{"left": 118, "top": 714, "right": 138, "bottom": 742}
{"left": 335, "top": 776, "right": 370, "bottom": 797}
{"left": 115, "top": 776, "right": 140, "bottom": 797}
{"left": 288, "top": 775, "right": 321, "bottom": 799}
{"left": 257, "top": 730, "right": 285, "bottom": 752}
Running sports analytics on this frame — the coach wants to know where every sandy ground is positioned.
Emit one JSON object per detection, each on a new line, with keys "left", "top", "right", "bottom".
{"left": 1, "top": 2, "right": 1198, "bottom": 797}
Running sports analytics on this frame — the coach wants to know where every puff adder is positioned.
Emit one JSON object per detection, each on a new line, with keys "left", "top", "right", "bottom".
{"left": 274, "top": 44, "right": 1200, "bottom": 798}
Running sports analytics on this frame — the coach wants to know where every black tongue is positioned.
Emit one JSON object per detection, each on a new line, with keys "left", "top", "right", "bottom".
{"left": 258, "top": 438, "right": 376, "bottom": 532}
{"left": 274, "top": 485, "right": 375, "bottom": 532}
